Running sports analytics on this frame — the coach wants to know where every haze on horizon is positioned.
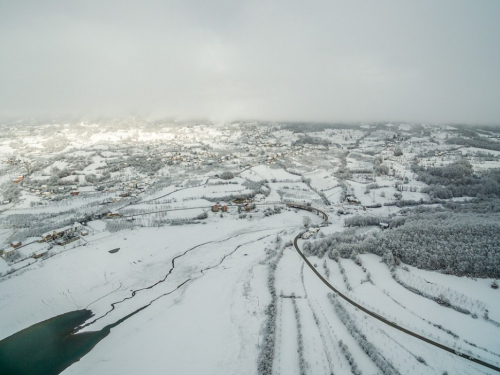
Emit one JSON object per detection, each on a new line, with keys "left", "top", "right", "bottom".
{"left": 1, "top": 0, "right": 499, "bottom": 125}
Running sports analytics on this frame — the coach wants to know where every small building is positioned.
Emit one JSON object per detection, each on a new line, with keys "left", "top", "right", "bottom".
{"left": 41, "top": 233, "right": 53, "bottom": 242}
{"left": 71, "top": 191, "right": 80, "bottom": 196}
{"left": 379, "top": 222, "right": 389, "bottom": 229}
{"left": 80, "top": 230, "right": 89, "bottom": 236}
{"left": 2, "top": 247, "right": 17, "bottom": 259}
{"left": 56, "top": 236, "right": 79, "bottom": 246}
{"left": 221, "top": 205, "right": 228, "bottom": 212}
{"left": 52, "top": 223, "right": 83, "bottom": 238}
{"left": 107, "top": 212, "right": 120, "bottom": 218}
{"left": 346, "top": 197, "right": 360, "bottom": 205}
{"left": 211, "top": 204, "right": 220, "bottom": 213}
{"left": 32, "top": 249, "right": 48, "bottom": 259}
{"left": 10, "top": 242, "right": 22, "bottom": 249}
{"left": 302, "top": 232, "right": 311, "bottom": 239}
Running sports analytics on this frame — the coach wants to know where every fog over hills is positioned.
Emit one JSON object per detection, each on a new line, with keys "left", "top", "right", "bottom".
{"left": 1, "top": 1, "right": 500, "bottom": 124}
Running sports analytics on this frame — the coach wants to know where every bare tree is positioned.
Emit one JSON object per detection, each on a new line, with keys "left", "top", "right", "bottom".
{"left": 302, "top": 216, "right": 311, "bottom": 228}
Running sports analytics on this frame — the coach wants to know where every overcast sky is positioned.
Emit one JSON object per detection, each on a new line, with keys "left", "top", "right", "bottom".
{"left": 1, "top": 0, "right": 499, "bottom": 124}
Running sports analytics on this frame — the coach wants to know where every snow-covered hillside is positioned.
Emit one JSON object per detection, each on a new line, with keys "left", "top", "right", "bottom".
{"left": 1, "top": 121, "right": 499, "bottom": 375}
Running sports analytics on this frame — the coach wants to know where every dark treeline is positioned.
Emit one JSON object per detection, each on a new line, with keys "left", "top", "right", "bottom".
{"left": 412, "top": 160, "right": 500, "bottom": 199}
{"left": 447, "top": 136, "right": 500, "bottom": 151}
{"left": 344, "top": 215, "right": 390, "bottom": 227}
{"left": 368, "top": 213, "right": 500, "bottom": 277}
{"left": 305, "top": 211, "right": 500, "bottom": 278}
{"left": 442, "top": 199, "right": 500, "bottom": 213}
{"left": 284, "top": 123, "right": 360, "bottom": 133}
{"left": 293, "top": 135, "right": 331, "bottom": 147}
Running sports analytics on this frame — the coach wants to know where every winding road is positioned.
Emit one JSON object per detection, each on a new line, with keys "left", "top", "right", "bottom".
{"left": 291, "top": 204, "right": 500, "bottom": 373}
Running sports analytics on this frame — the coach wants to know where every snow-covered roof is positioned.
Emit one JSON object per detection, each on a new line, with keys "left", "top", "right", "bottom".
{"left": 33, "top": 249, "right": 48, "bottom": 256}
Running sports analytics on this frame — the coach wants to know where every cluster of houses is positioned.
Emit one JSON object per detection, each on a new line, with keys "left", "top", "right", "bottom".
{"left": 5, "top": 126, "right": 333, "bottom": 205}
{"left": 251, "top": 145, "right": 310, "bottom": 166}
{"left": 2, "top": 222, "right": 89, "bottom": 261}
{"left": 247, "top": 140, "right": 284, "bottom": 148}
{"left": 21, "top": 184, "right": 75, "bottom": 198}
{"left": 1, "top": 223, "right": 89, "bottom": 260}
{"left": 121, "top": 145, "right": 238, "bottom": 168}
{"left": 70, "top": 178, "right": 152, "bottom": 200}
{"left": 116, "top": 179, "right": 150, "bottom": 197}
{"left": 163, "top": 150, "right": 240, "bottom": 167}
{"left": 40, "top": 222, "right": 88, "bottom": 245}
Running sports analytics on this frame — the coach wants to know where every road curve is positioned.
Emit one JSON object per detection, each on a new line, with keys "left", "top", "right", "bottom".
{"left": 286, "top": 203, "right": 329, "bottom": 221}
{"left": 292, "top": 206, "right": 500, "bottom": 373}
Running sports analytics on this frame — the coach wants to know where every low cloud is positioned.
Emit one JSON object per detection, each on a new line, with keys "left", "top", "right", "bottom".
{"left": 1, "top": 0, "right": 499, "bottom": 124}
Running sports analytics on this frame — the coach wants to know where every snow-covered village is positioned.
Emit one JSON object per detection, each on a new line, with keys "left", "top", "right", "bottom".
{"left": 2, "top": 1, "right": 500, "bottom": 374}
{"left": 0, "top": 120, "right": 499, "bottom": 374}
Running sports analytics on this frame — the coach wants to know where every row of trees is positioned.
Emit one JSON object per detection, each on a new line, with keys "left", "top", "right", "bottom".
{"left": 257, "top": 246, "right": 285, "bottom": 375}
{"left": 291, "top": 299, "right": 307, "bottom": 375}
{"left": 447, "top": 136, "right": 500, "bottom": 152}
{"left": 338, "top": 340, "right": 362, "bottom": 375}
{"left": 392, "top": 268, "right": 483, "bottom": 317}
{"left": 328, "top": 293, "right": 401, "bottom": 375}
